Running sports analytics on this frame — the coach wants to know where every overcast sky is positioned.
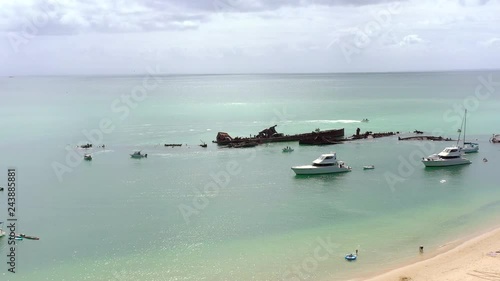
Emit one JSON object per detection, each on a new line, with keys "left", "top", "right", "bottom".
{"left": 1, "top": 0, "right": 500, "bottom": 75}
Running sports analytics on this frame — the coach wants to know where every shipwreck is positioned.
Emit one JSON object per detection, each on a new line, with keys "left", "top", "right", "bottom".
{"left": 214, "top": 125, "right": 345, "bottom": 146}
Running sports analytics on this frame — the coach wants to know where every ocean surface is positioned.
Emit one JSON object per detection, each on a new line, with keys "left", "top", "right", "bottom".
{"left": 0, "top": 71, "right": 499, "bottom": 280}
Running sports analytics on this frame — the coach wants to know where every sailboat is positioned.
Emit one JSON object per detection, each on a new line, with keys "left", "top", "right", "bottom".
{"left": 422, "top": 109, "right": 472, "bottom": 167}
{"left": 458, "top": 109, "right": 479, "bottom": 153}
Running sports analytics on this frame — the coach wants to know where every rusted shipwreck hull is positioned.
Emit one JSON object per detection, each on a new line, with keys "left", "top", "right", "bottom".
{"left": 299, "top": 136, "right": 343, "bottom": 145}
{"left": 214, "top": 126, "right": 344, "bottom": 145}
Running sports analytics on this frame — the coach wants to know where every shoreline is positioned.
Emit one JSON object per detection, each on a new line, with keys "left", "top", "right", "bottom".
{"left": 359, "top": 225, "right": 500, "bottom": 281}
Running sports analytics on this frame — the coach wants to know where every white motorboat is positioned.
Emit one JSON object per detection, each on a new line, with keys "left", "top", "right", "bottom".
{"left": 422, "top": 147, "right": 471, "bottom": 167}
{"left": 490, "top": 134, "right": 500, "bottom": 143}
{"left": 291, "top": 153, "right": 351, "bottom": 175}
{"left": 363, "top": 165, "right": 375, "bottom": 170}
{"left": 130, "top": 151, "right": 147, "bottom": 159}
{"left": 457, "top": 109, "right": 478, "bottom": 153}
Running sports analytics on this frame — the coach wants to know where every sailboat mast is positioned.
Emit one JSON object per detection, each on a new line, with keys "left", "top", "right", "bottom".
{"left": 463, "top": 109, "right": 467, "bottom": 145}
{"left": 456, "top": 111, "right": 465, "bottom": 146}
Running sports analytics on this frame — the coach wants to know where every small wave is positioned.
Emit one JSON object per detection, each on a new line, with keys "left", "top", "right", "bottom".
{"left": 143, "top": 124, "right": 152, "bottom": 127}
{"left": 206, "top": 128, "right": 212, "bottom": 131}
{"left": 303, "top": 119, "right": 361, "bottom": 124}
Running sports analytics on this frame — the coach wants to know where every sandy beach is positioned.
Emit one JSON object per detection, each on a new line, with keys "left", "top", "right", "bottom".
{"left": 364, "top": 226, "right": 500, "bottom": 281}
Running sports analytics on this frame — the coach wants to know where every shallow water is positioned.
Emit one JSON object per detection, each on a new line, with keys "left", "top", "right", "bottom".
{"left": 0, "top": 71, "right": 499, "bottom": 280}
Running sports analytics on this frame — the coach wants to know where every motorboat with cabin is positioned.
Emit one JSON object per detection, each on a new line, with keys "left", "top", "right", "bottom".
{"left": 422, "top": 147, "right": 471, "bottom": 167}
{"left": 130, "top": 151, "right": 147, "bottom": 159}
{"left": 291, "top": 153, "right": 351, "bottom": 175}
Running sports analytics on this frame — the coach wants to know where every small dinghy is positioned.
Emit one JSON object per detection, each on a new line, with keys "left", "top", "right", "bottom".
{"left": 130, "top": 151, "right": 147, "bottom": 159}
{"left": 282, "top": 146, "right": 294, "bottom": 152}
{"left": 363, "top": 165, "right": 375, "bottom": 170}
{"left": 18, "top": 233, "right": 40, "bottom": 240}
{"left": 84, "top": 154, "right": 92, "bottom": 161}
{"left": 345, "top": 254, "right": 357, "bottom": 261}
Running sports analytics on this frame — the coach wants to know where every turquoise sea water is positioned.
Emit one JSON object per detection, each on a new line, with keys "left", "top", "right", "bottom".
{"left": 0, "top": 71, "right": 499, "bottom": 280}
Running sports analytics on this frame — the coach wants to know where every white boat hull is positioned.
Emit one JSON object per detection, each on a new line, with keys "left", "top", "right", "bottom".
{"left": 462, "top": 147, "right": 478, "bottom": 153}
{"left": 461, "top": 143, "right": 479, "bottom": 153}
{"left": 291, "top": 165, "right": 351, "bottom": 175}
{"left": 422, "top": 158, "right": 471, "bottom": 167}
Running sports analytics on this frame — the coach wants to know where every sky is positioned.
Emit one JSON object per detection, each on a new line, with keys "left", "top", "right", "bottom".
{"left": 1, "top": 0, "right": 500, "bottom": 75}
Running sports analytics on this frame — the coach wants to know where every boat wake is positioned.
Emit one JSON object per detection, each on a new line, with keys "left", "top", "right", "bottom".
{"left": 302, "top": 119, "right": 361, "bottom": 124}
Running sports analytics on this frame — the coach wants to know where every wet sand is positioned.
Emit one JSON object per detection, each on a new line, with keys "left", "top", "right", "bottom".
{"left": 364, "top": 226, "right": 500, "bottom": 281}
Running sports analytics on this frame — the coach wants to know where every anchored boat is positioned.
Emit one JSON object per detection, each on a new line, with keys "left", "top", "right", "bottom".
{"left": 422, "top": 147, "right": 471, "bottom": 167}
{"left": 490, "top": 134, "right": 500, "bottom": 143}
{"left": 200, "top": 140, "right": 207, "bottom": 148}
{"left": 291, "top": 153, "right": 351, "bottom": 175}
{"left": 345, "top": 254, "right": 357, "bottom": 261}
{"left": 457, "top": 109, "right": 479, "bottom": 153}
{"left": 17, "top": 233, "right": 40, "bottom": 240}
{"left": 130, "top": 151, "right": 147, "bottom": 159}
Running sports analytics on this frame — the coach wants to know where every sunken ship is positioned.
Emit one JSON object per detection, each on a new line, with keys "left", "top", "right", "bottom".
{"left": 214, "top": 125, "right": 344, "bottom": 146}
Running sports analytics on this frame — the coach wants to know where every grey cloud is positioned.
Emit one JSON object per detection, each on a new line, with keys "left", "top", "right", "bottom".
{"left": 170, "top": 0, "right": 405, "bottom": 12}
{"left": 0, "top": 0, "right": 406, "bottom": 36}
{"left": 0, "top": 0, "right": 208, "bottom": 35}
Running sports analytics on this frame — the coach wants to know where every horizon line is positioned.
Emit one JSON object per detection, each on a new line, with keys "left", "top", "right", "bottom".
{"left": 4, "top": 68, "right": 500, "bottom": 78}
